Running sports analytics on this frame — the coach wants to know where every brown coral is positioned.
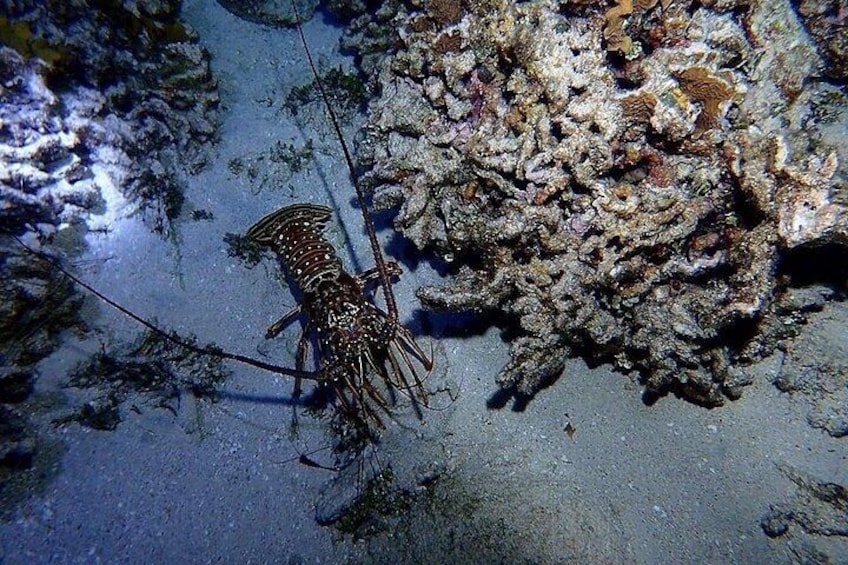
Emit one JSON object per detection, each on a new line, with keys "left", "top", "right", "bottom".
{"left": 675, "top": 67, "right": 736, "bottom": 134}
{"left": 604, "top": 0, "right": 635, "bottom": 54}
{"left": 603, "top": 0, "right": 670, "bottom": 56}
{"left": 621, "top": 90, "right": 658, "bottom": 122}
{"left": 434, "top": 30, "right": 463, "bottom": 53}
{"left": 427, "top": 0, "right": 465, "bottom": 27}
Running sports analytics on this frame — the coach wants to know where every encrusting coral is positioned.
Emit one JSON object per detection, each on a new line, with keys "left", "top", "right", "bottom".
{"left": 347, "top": 0, "right": 847, "bottom": 404}
{"left": 674, "top": 66, "right": 736, "bottom": 134}
{"left": 603, "top": 0, "right": 671, "bottom": 58}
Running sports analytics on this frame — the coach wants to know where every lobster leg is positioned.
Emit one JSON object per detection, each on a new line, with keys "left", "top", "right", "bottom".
{"left": 356, "top": 263, "right": 402, "bottom": 291}
{"left": 394, "top": 324, "right": 433, "bottom": 374}
{"left": 395, "top": 338, "right": 430, "bottom": 398}
{"left": 385, "top": 343, "right": 424, "bottom": 419}
{"left": 360, "top": 348, "right": 390, "bottom": 410}
{"left": 289, "top": 325, "right": 313, "bottom": 430}
{"left": 266, "top": 304, "right": 303, "bottom": 339}
{"left": 351, "top": 370, "right": 388, "bottom": 429}
{"left": 368, "top": 302, "right": 433, "bottom": 378}
{"left": 293, "top": 323, "right": 312, "bottom": 398}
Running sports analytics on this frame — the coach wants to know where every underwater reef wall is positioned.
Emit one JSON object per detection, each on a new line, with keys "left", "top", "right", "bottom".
{"left": 1, "top": 0, "right": 219, "bottom": 423}
{"left": 1, "top": 0, "right": 219, "bottom": 494}
{"left": 350, "top": 0, "right": 848, "bottom": 404}
{"left": 1, "top": 0, "right": 219, "bottom": 236}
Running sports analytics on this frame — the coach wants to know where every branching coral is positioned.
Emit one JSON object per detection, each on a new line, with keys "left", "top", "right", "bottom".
{"left": 350, "top": 0, "right": 846, "bottom": 405}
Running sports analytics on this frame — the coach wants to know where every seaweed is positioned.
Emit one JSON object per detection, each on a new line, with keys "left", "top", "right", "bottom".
{"left": 223, "top": 232, "right": 265, "bottom": 267}
{"left": 226, "top": 140, "right": 315, "bottom": 194}
{"left": 283, "top": 66, "right": 368, "bottom": 119}
{"left": 58, "top": 329, "right": 231, "bottom": 431}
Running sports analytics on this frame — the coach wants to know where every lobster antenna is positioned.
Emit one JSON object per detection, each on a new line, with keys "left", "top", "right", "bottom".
{"left": 10, "top": 234, "right": 318, "bottom": 381}
{"left": 288, "top": 0, "right": 399, "bottom": 322}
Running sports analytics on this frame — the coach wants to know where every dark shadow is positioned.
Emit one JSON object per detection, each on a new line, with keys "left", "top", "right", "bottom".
{"left": 317, "top": 0, "right": 385, "bottom": 29}
{"left": 376, "top": 210, "right": 424, "bottom": 272}
{"left": 284, "top": 115, "right": 365, "bottom": 273}
{"left": 485, "top": 387, "right": 512, "bottom": 410}
{"left": 423, "top": 310, "right": 496, "bottom": 340}
{"left": 486, "top": 387, "right": 535, "bottom": 413}
{"left": 641, "top": 388, "right": 663, "bottom": 406}
{"left": 639, "top": 380, "right": 726, "bottom": 409}
{"left": 214, "top": 380, "right": 338, "bottom": 413}
{"left": 484, "top": 366, "right": 564, "bottom": 413}
{"left": 210, "top": 388, "right": 304, "bottom": 406}
{"left": 779, "top": 242, "right": 848, "bottom": 293}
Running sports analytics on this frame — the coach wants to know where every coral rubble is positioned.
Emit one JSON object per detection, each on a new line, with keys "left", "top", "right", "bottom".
{"left": 351, "top": 0, "right": 848, "bottom": 404}
{"left": 761, "top": 463, "right": 848, "bottom": 562}
{"left": 775, "top": 297, "right": 848, "bottom": 437}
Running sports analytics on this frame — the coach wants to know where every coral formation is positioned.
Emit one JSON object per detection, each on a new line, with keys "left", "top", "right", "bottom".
{"left": 794, "top": 0, "right": 848, "bottom": 81}
{"left": 674, "top": 66, "right": 736, "bottom": 134}
{"left": 349, "top": 0, "right": 847, "bottom": 404}
{"left": 603, "top": 0, "right": 671, "bottom": 58}
{"left": 1, "top": 0, "right": 220, "bottom": 364}
{"left": 1, "top": 48, "right": 122, "bottom": 237}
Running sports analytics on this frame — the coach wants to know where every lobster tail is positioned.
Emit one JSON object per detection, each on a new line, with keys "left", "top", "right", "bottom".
{"left": 246, "top": 203, "right": 332, "bottom": 245}
{"left": 247, "top": 203, "right": 345, "bottom": 295}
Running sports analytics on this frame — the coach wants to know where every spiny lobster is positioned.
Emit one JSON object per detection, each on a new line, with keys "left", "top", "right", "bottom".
{"left": 237, "top": 0, "right": 434, "bottom": 427}
{"left": 12, "top": 1, "right": 434, "bottom": 431}
{"left": 246, "top": 203, "right": 431, "bottom": 426}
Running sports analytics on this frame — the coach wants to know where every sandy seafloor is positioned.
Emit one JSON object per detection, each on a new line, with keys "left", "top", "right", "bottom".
{"left": 2, "top": 1, "right": 847, "bottom": 563}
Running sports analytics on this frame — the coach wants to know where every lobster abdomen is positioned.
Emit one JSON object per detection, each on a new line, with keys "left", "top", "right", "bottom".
{"left": 246, "top": 204, "right": 344, "bottom": 294}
